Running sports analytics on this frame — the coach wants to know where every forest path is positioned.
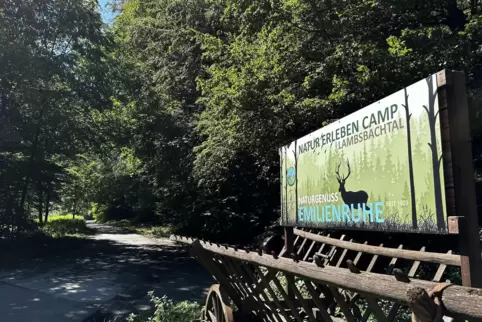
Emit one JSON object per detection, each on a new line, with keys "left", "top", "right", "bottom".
{"left": 0, "top": 221, "right": 213, "bottom": 322}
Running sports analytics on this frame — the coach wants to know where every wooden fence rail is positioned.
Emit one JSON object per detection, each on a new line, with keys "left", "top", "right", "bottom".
{"left": 292, "top": 229, "right": 461, "bottom": 266}
{"left": 171, "top": 234, "right": 482, "bottom": 322}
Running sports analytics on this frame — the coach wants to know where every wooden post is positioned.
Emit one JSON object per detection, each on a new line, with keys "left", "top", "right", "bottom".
{"left": 284, "top": 226, "right": 296, "bottom": 298}
{"left": 284, "top": 226, "right": 295, "bottom": 254}
{"left": 438, "top": 70, "right": 482, "bottom": 288}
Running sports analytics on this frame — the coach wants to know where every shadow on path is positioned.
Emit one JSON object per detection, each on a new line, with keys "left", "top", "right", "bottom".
{"left": 0, "top": 224, "right": 214, "bottom": 321}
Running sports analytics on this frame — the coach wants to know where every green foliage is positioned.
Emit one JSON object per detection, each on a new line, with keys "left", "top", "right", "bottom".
{"left": 49, "top": 214, "right": 85, "bottom": 222}
{"left": 89, "top": 0, "right": 482, "bottom": 242}
{"left": 106, "top": 219, "right": 176, "bottom": 238}
{"left": 4, "top": 0, "right": 482, "bottom": 242}
{"left": 0, "top": 0, "right": 108, "bottom": 237}
{"left": 40, "top": 217, "right": 92, "bottom": 238}
{"left": 146, "top": 226, "right": 176, "bottom": 238}
{"left": 35, "top": 214, "right": 85, "bottom": 223}
{"left": 91, "top": 203, "right": 107, "bottom": 222}
{"left": 126, "top": 292, "right": 201, "bottom": 322}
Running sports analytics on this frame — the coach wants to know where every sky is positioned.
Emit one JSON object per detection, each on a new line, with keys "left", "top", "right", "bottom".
{"left": 99, "top": 0, "right": 116, "bottom": 23}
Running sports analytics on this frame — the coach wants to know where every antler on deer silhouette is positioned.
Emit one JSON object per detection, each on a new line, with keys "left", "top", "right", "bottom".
{"left": 335, "top": 161, "right": 342, "bottom": 181}
{"left": 335, "top": 159, "right": 351, "bottom": 181}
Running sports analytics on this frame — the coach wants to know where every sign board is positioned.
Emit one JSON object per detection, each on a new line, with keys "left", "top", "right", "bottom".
{"left": 280, "top": 73, "right": 450, "bottom": 233}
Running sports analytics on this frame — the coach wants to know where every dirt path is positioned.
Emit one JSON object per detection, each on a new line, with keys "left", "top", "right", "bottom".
{"left": 0, "top": 222, "right": 213, "bottom": 322}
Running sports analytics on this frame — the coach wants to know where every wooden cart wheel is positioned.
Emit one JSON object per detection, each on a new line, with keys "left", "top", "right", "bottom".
{"left": 201, "top": 284, "right": 234, "bottom": 322}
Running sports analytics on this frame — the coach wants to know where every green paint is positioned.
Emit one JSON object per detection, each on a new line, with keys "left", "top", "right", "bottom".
{"left": 280, "top": 74, "right": 447, "bottom": 234}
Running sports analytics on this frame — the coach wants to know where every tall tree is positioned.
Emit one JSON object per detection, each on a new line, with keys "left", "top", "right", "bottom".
{"left": 0, "top": 0, "right": 107, "bottom": 233}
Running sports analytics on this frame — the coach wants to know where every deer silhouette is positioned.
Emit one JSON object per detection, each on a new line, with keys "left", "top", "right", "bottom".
{"left": 335, "top": 159, "right": 370, "bottom": 210}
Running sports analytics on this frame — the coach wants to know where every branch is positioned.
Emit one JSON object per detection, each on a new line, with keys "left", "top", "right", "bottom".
{"left": 273, "top": 1, "right": 334, "bottom": 46}
{"left": 438, "top": 155, "right": 443, "bottom": 169}
{"left": 409, "top": 113, "right": 412, "bottom": 121}
{"left": 428, "top": 142, "right": 433, "bottom": 151}
{"left": 434, "top": 110, "right": 440, "bottom": 120}
{"left": 423, "top": 105, "right": 430, "bottom": 115}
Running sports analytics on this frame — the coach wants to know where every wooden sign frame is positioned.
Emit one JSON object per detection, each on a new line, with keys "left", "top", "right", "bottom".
{"left": 437, "top": 70, "right": 482, "bottom": 287}
{"left": 282, "top": 70, "right": 482, "bottom": 288}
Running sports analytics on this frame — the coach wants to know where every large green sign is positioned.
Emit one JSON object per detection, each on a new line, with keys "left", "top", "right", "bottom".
{"left": 280, "top": 73, "right": 448, "bottom": 233}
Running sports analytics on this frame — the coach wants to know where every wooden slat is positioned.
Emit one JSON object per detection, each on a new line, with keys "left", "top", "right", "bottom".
{"left": 237, "top": 263, "right": 284, "bottom": 322}
{"left": 268, "top": 269, "right": 304, "bottom": 322}
{"left": 325, "top": 235, "right": 346, "bottom": 266}
{"left": 433, "top": 250, "right": 453, "bottom": 282}
{"left": 293, "top": 229, "right": 460, "bottom": 266}
{"left": 250, "top": 265, "right": 292, "bottom": 322}
{"left": 286, "top": 275, "right": 317, "bottom": 322}
{"left": 223, "top": 258, "right": 277, "bottom": 322}
{"left": 336, "top": 239, "right": 353, "bottom": 267}
{"left": 318, "top": 233, "right": 330, "bottom": 252}
{"left": 353, "top": 241, "right": 368, "bottom": 265}
{"left": 250, "top": 267, "right": 278, "bottom": 297}
{"left": 218, "top": 256, "right": 250, "bottom": 299}
{"left": 211, "top": 256, "right": 247, "bottom": 300}
{"left": 189, "top": 240, "right": 244, "bottom": 308}
{"left": 367, "top": 243, "right": 383, "bottom": 272}
{"left": 328, "top": 285, "right": 357, "bottom": 322}
{"left": 304, "top": 280, "right": 334, "bottom": 322}
{"left": 386, "top": 245, "right": 404, "bottom": 274}
{"left": 387, "top": 247, "right": 425, "bottom": 321}
{"left": 350, "top": 243, "right": 384, "bottom": 322}
{"left": 296, "top": 229, "right": 312, "bottom": 256}
{"left": 363, "top": 245, "right": 403, "bottom": 322}
{"left": 364, "top": 295, "right": 387, "bottom": 322}
{"left": 302, "top": 232, "right": 323, "bottom": 261}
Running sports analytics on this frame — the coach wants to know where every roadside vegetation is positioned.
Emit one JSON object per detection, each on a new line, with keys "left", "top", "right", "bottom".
{"left": 125, "top": 292, "right": 202, "bottom": 322}
{"left": 39, "top": 214, "right": 93, "bottom": 238}
{"left": 105, "top": 219, "right": 176, "bottom": 239}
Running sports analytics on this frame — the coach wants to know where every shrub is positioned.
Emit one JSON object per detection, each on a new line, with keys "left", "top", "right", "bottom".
{"left": 41, "top": 217, "right": 92, "bottom": 238}
{"left": 48, "top": 214, "right": 85, "bottom": 221}
{"left": 148, "top": 226, "right": 175, "bottom": 238}
{"left": 91, "top": 203, "right": 107, "bottom": 222}
{"left": 91, "top": 203, "right": 136, "bottom": 223}
{"left": 126, "top": 292, "right": 201, "bottom": 322}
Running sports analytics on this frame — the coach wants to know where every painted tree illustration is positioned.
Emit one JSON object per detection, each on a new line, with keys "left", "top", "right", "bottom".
{"left": 280, "top": 147, "right": 285, "bottom": 222}
{"left": 282, "top": 146, "right": 289, "bottom": 223}
{"left": 423, "top": 76, "right": 445, "bottom": 230}
{"left": 383, "top": 136, "right": 394, "bottom": 179}
{"left": 402, "top": 87, "right": 418, "bottom": 228}
{"left": 291, "top": 140, "right": 299, "bottom": 223}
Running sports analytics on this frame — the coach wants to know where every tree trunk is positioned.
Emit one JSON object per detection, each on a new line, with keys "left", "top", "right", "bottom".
{"left": 38, "top": 189, "right": 43, "bottom": 224}
{"left": 20, "top": 109, "right": 44, "bottom": 210}
{"left": 44, "top": 185, "right": 50, "bottom": 223}
{"left": 426, "top": 77, "right": 445, "bottom": 230}
{"left": 404, "top": 89, "right": 417, "bottom": 229}
{"left": 72, "top": 195, "right": 76, "bottom": 219}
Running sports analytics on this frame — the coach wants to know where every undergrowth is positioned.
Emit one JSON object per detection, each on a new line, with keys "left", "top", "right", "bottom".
{"left": 126, "top": 292, "right": 201, "bottom": 322}
{"left": 106, "top": 219, "right": 175, "bottom": 238}
{"left": 40, "top": 215, "right": 92, "bottom": 238}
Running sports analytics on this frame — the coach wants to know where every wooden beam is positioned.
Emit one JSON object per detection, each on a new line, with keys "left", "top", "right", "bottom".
{"left": 293, "top": 229, "right": 460, "bottom": 266}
